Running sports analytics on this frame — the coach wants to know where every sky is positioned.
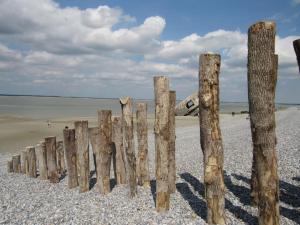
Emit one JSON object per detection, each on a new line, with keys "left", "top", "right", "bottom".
{"left": 0, "top": 0, "right": 299, "bottom": 102}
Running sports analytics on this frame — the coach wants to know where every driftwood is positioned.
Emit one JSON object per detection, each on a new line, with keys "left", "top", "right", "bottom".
{"left": 27, "top": 146, "right": 37, "bottom": 178}
{"left": 168, "top": 90, "right": 176, "bottom": 194}
{"left": 120, "top": 97, "right": 137, "bottom": 197}
{"left": 199, "top": 54, "right": 226, "bottom": 224}
{"left": 154, "top": 76, "right": 170, "bottom": 212}
{"left": 63, "top": 128, "right": 78, "bottom": 188}
{"left": 112, "top": 116, "right": 127, "bottom": 185}
{"left": 136, "top": 103, "right": 150, "bottom": 187}
{"left": 248, "top": 21, "right": 279, "bottom": 225}
{"left": 97, "top": 110, "right": 113, "bottom": 194}
{"left": 36, "top": 142, "right": 48, "bottom": 180}
{"left": 75, "top": 121, "right": 90, "bottom": 193}
{"left": 45, "top": 136, "right": 59, "bottom": 183}
{"left": 12, "top": 154, "right": 21, "bottom": 173}
{"left": 88, "top": 127, "right": 99, "bottom": 176}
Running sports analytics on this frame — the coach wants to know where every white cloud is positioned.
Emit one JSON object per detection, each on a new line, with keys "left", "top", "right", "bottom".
{"left": 292, "top": 0, "right": 300, "bottom": 5}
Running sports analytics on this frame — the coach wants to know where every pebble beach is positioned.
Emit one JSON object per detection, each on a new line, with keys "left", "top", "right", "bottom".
{"left": 0, "top": 108, "right": 299, "bottom": 225}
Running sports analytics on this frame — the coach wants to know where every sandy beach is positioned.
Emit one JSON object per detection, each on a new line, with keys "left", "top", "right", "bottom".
{"left": 0, "top": 108, "right": 299, "bottom": 224}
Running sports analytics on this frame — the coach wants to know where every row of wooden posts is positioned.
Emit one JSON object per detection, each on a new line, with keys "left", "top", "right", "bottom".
{"left": 7, "top": 21, "right": 281, "bottom": 225}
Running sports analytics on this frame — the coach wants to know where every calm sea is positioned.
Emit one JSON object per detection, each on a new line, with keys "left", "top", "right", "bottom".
{"left": 0, "top": 96, "right": 296, "bottom": 119}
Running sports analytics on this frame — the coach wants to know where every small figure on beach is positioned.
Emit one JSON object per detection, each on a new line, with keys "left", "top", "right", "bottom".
{"left": 47, "top": 120, "right": 51, "bottom": 128}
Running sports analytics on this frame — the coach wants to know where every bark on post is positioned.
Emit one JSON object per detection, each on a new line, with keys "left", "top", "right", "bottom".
{"left": 168, "top": 90, "right": 176, "bottom": 194}
{"left": 36, "top": 142, "right": 48, "bottom": 180}
{"left": 293, "top": 39, "right": 300, "bottom": 73}
{"left": 154, "top": 76, "right": 170, "bottom": 212}
{"left": 248, "top": 21, "right": 279, "bottom": 225}
{"left": 88, "top": 127, "right": 99, "bottom": 175}
{"left": 136, "top": 103, "right": 150, "bottom": 187}
{"left": 56, "top": 141, "right": 64, "bottom": 175}
{"left": 112, "top": 116, "right": 127, "bottom": 185}
{"left": 7, "top": 160, "right": 13, "bottom": 173}
{"left": 12, "top": 154, "right": 21, "bottom": 173}
{"left": 97, "top": 110, "right": 113, "bottom": 194}
{"left": 63, "top": 128, "right": 78, "bottom": 188}
{"left": 45, "top": 136, "right": 59, "bottom": 183}
{"left": 199, "top": 54, "right": 226, "bottom": 224}
{"left": 27, "top": 146, "right": 37, "bottom": 178}
{"left": 75, "top": 121, "right": 89, "bottom": 193}
{"left": 120, "top": 97, "right": 137, "bottom": 197}
{"left": 21, "top": 150, "right": 28, "bottom": 174}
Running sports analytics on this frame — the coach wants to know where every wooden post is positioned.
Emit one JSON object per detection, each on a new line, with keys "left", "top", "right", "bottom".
{"left": 27, "top": 146, "right": 37, "bottom": 178}
{"left": 154, "top": 76, "right": 170, "bottom": 212}
{"left": 112, "top": 116, "right": 127, "bottom": 185}
{"left": 248, "top": 21, "right": 279, "bottom": 225}
{"left": 168, "top": 90, "right": 176, "bottom": 193}
{"left": 88, "top": 127, "right": 99, "bottom": 176}
{"left": 36, "top": 142, "right": 48, "bottom": 180}
{"left": 63, "top": 128, "right": 78, "bottom": 188}
{"left": 293, "top": 39, "right": 300, "bottom": 73}
{"left": 120, "top": 97, "right": 137, "bottom": 197}
{"left": 97, "top": 110, "right": 113, "bottom": 194}
{"left": 199, "top": 54, "right": 226, "bottom": 224}
{"left": 12, "top": 154, "right": 21, "bottom": 173}
{"left": 56, "top": 141, "right": 64, "bottom": 175}
{"left": 45, "top": 136, "right": 59, "bottom": 183}
{"left": 7, "top": 160, "right": 13, "bottom": 173}
{"left": 75, "top": 121, "right": 89, "bottom": 193}
{"left": 136, "top": 103, "right": 150, "bottom": 187}
{"left": 21, "top": 150, "right": 28, "bottom": 174}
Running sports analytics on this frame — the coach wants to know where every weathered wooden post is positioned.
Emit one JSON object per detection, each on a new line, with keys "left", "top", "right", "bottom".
{"left": 136, "top": 103, "right": 150, "bottom": 187}
{"left": 63, "top": 128, "right": 78, "bottom": 188}
{"left": 27, "top": 146, "right": 37, "bottom": 178}
{"left": 293, "top": 39, "right": 300, "bottom": 73}
{"left": 45, "top": 136, "right": 59, "bottom": 183}
{"left": 75, "top": 121, "right": 89, "bottom": 193}
{"left": 154, "top": 76, "right": 170, "bottom": 212}
{"left": 12, "top": 154, "right": 21, "bottom": 173}
{"left": 56, "top": 140, "right": 64, "bottom": 175}
{"left": 21, "top": 150, "right": 28, "bottom": 174}
{"left": 120, "top": 97, "right": 137, "bottom": 197}
{"left": 7, "top": 160, "right": 13, "bottom": 173}
{"left": 36, "top": 142, "right": 48, "bottom": 180}
{"left": 88, "top": 127, "right": 99, "bottom": 175}
{"left": 248, "top": 21, "right": 279, "bottom": 225}
{"left": 97, "top": 110, "right": 113, "bottom": 194}
{"left": 199, "top": 54, "right": 225, "bottom": 224}
{"left": 168, "top": 90, "right": 176, "bottom": 194}
{"left": 112, "top": 116, "right": 127, "bottom": 185}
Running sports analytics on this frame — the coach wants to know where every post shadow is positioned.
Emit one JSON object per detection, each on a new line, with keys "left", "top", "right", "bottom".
{"left": 150, "top": 179, "right": 156, "bottom": 205}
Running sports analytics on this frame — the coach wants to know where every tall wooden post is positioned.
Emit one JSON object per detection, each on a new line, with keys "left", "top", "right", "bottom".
{"left": 12, "top": 154, "right": 21, "bottom": 173}
{"left": 112, "top": 116, "right": 127, "bottom": 185}
{"left": 7, "top": 160, "right": 13, "bottom": 173}
{"left": 293, "top": 39, "right": 300, "bottom": 73}
{"left": 45, "top": 136, "right": 59, "bottom": 183}
{"left": 154, "top": 76, "right": 170, "bottom": 212}
{"left": 56, "top": 141, "right": 64, "bottom": 175}
{"left": 27, "top": 146, "right": 37, "bottom": 178}
{"left": 63, "top": 128, "right": 78, "bottom": 188}
{"left": 248, "top": 21, "right": 279, "bottom": 225}
{"left": 75, "top": 121, "right": 89, "bottom": 193}
{"left": 168, "top": 90, "right": 176, "bottom": 193}
{"left": 199, "top": 54, "right": 225, "bottom": 224}
{"left": 36, "top": 142, "right": 48, "bottom": 180}
{"left": 21, "top": 150, "right": 28, "bottom": 174}
{"left": 120, "top": 97, "right": 137, "bottom": 197}
{"left": 136, "top": 103, "right": 150, "bottom": 187}
{"left": 88, "top": 127, "right": 99, "bottom": 175}
{"left": 97, "top": 110, "right": 113, "bottom": 194}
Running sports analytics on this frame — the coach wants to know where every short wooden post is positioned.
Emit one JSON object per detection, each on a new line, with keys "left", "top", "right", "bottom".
{"left": 12, "top": 154, "right": 21, "bottom": 173}
{"left": 88, "top": 127, "right": 99, "bottom": 175}
{"left": 154, "top": 76, "right": 170, "bottom": 212}
{"left": 97, "top": 110, "right": 113, "bottom": 194}
{"left": 136, "top": 103, "right": 150, "bottom": 187}
{"left": 36, "top": 142, "right": 48, "bottom": 180}
{"left": 63, "top": 128, "right": 78, "bottom": 188}
{"left": 168, "top": 90, "right": 176, "bottom": 193}
{"left": 45, "top": 136, "right": 59, "bottom": 183}
{"left": 199, "top": 53, "right": 226, "bottom": 224}
{"left": 7, "top": 160, "right": 13, "bottom": 173}
{"left": 75, "top": 121, "right": 89, "bottom": 193}
{"left": 112, "top": 116, "right": 127, "bottom": 185}
{"left": 120, "top": 97, "right": 137, "bottom": 197}
{"left": 248, "top": 21, "right": 279, "bottom": 225}
{"left": 21, "top": 150, "right": 28, "bottom": 174}
{"left": 56, "top": 141, "right": 64, "bottom": 175}
{"left": 27, "top": 146, "right": 37, "bottom": 178}
{"left": 293, "top": 39, "right": 300, "bottom": 73}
